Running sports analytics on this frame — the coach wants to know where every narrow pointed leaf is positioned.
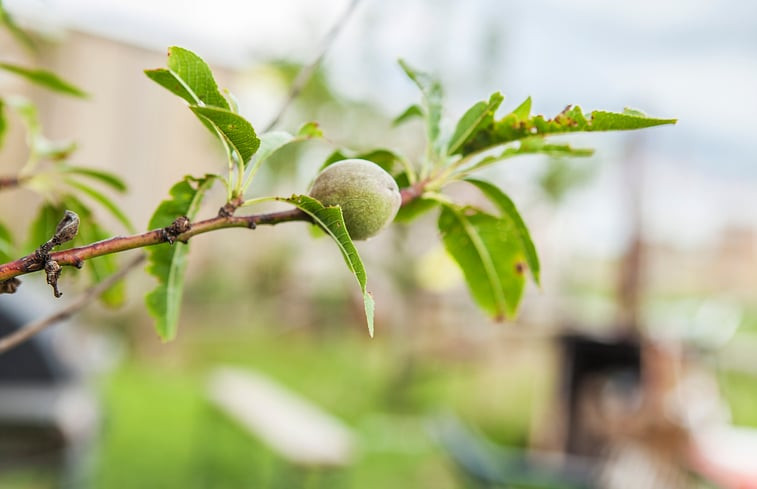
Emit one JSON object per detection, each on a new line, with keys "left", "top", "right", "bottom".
{"left": 297, "top": 121, "right": 323, "bottom": 138}
{"left": 190, "top": 106, "right": 259, "bottom": 168}
{"left": 25, "top": 202, "right": 61, "bottom": 254}
{"left": 0, "top": 1, "right": 36, "bottom": 52}
{"left": 59, "top": 166, "right": 128, "bottom": 192}
{"left": 466, "top": 179, "right": 540, "bottom": 284}
{"left": 0, "top": 63, "right": 87, "bottom": 97}
{"left": 448, "top": 92, "right": 504, "bottom": 155}
{"left": 145, "top": 46, "right": 230, "bottom": 109}
{"left": 63, "top": 178, "right": 135, "bottom": 233}
{"left": 145, "top": 176, "right": 214, "bottom": 340}
{"left": 457, "top": 103, "right": 676, "bottom": 156}
{"left": 144, "top": 68, "right": 197, "bottom": 105}
{"left": 398, "top": 60, "right": 443, "bottom": 154}
{"left": 438, "top": 205, "right": 526, "bottom": 320}
{"left": 511, "top": 96, "right": 532, "bottom": 119}
{"left": 282, "top": 194, "right": 374, "bottom": 336}
{"left": 0, "top": 221, "right": 14, "bottom": 263}
{"left": 392, "top": 104, "right": 423, "bottom": 127}
{"left": 461, "top": 137, "right": 594, "bottom": 176}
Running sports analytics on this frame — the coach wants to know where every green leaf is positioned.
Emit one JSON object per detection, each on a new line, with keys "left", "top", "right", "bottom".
{"left": 511, "top": 96, "right": 532, "bottom": 119}
{"left": 447, "top": 92, "right": 504, "bottom": 155}
{"left": 466, "top": 179, "right": 540, "bottom": 284}
{"left": 455, "top": 102, "right": 676, "bottom": 156}
{"left": 63, "top": 195, "right": 125, "bottom": 306}
{"left": 320, "top": 150, "right": 349, "bottom": 170}
{"left": 539, "top": 159, "right": 595, "bottom": 203}
{"left": 144, "top": 68, "right": 196, "bottom": 105}
{"left": 0, "top": 63, "right": 87, "bottom": 97}
{"left": 190, "top": 105, "right": 260, "bottom": 168}
{"left": 0, "top": 1, "right": 36, "bottom": 52}
{"left": 282, "top": 194, "right": 374, "bottom": 336}
{"left": 145, "top": 176, "right": 214, "bottom": 340}
{"left": 25, "top": 202, "right": 61, "bottom": 253}
{"left": 398, "top": 60, "right": 443, "bottom": 155}
{"left": 392, "top": 104, "right": 423, "bottom": 127}
{"left": 297, "top": 121, "right": 323, "bottom": 139}
{"left": 144, "top": 46, "right": 229, "bottom": 109}
{"left": 59, "top": 166, "right": 128, "bottom": 192}
{"left": 63, "top": 178, "right": 135, "bottom": 233}
{"left": 394, "top": 196, "right": 438, "bottom": 223}
{"left": 459, "top": 137, "right": 594, "bottom": 176}
{"left": 438, "top": 204, "right": 526, "bottom": 320}
{"left": 0, "top": 220, "right": 15, "bottom": 263}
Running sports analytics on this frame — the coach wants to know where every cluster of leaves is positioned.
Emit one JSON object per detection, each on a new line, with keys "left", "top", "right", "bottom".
{"left": 143, "top": 47, "right": 674, "bottom": 341}
{"left": 142, "top": 47, "right": 344, "bottom": 339}
{"left": 380, "top": 61, "right": 675, "bottom": 321}
{"left": 0, "top": 3, "right": 132, "bottom": 305}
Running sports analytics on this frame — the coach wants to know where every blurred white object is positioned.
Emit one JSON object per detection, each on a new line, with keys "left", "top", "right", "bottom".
{"left": 207, "top": 367, "right": 355, "bottom": 467}
{"left": 690, "top": 426, "right": 757, "bottom": 489}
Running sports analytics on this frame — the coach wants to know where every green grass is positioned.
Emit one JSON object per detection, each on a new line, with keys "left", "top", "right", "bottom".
{"left": 88, "top": 327, "right": 547, "bottom": 489}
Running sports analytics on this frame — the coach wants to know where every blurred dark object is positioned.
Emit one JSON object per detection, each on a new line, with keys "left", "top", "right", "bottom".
{"left": 0, "top": 292, "right": 98, "bottom": 487}
{"left": 557, "top": 333, "right": 641, "bottom": 457}
{"left": 433, "top": 415, "right": 597, "bottom": 489}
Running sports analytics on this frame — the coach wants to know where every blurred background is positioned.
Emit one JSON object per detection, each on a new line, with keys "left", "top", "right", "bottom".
{"left": 1, "top": 0, "right": 756, "bottom": 487}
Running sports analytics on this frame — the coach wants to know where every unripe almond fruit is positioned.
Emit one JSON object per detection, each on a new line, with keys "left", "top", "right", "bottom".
{"left": 309, "top": 159, "right": 401, "bottom": 240}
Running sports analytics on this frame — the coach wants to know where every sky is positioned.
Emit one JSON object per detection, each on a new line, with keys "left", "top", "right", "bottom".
{"left": 6, "top": 0, "right": 757, "bottom": 255}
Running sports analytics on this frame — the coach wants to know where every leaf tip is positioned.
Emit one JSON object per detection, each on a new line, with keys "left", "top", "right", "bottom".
{"left": 364, "top": 290, "right": 375, "bottom": 338}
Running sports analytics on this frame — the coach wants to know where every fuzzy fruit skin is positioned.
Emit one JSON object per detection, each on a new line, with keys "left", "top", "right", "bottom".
{"left": 309, "top": 159, "right": 401, "bottom": 240}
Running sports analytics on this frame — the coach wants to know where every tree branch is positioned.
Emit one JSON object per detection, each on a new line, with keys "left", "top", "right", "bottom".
{"left": 0, "top": 183, "right": 427, "bottom": 352}
{"left": 0, "top": 185, "right": 426, "bottom": 284}
{"left": 0, "top": 253, "right": 146, "bottom": 354}
{"left": 0, "top": 175, "right": 25, "bottom": 191}
{"left": 0, "top": 207, "right": 309, "bottom": 282}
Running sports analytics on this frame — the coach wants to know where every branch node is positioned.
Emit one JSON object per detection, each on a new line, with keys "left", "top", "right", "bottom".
{"left": 45, "top": 260, "right": 63, "bottom": 298}
{"left": 163, "top": 216, "right": 191, "bottom": 244}
{"left": 0, "top": 278, "right": 21, "bottom": 294}
{"left": 54, "top": 210, "right": 80, "bottom": 245}
{"left": 218, "top": 196, "right": 244, "bottom": 217}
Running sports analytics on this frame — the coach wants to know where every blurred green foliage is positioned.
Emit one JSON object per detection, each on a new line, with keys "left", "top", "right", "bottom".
{"left": 719, "top": 371, "right": 757, "bottom": 428}
{"left": 89, "top": 325, "right": 548, "bottom": 489}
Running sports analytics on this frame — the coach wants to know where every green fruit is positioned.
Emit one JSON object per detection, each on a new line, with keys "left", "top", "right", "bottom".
{"left": 309, "top": 159, "right": 401, "bottom": 240}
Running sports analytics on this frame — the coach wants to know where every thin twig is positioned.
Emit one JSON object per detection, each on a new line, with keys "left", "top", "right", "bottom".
{"left": 0, "top": 253, "right": 146, "bottom": 354}
{"left": 263, "top": 0, "right": 362, "bottom": 132}
{"left": 0, "top": 175, "right": 23, "bottom": 191}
